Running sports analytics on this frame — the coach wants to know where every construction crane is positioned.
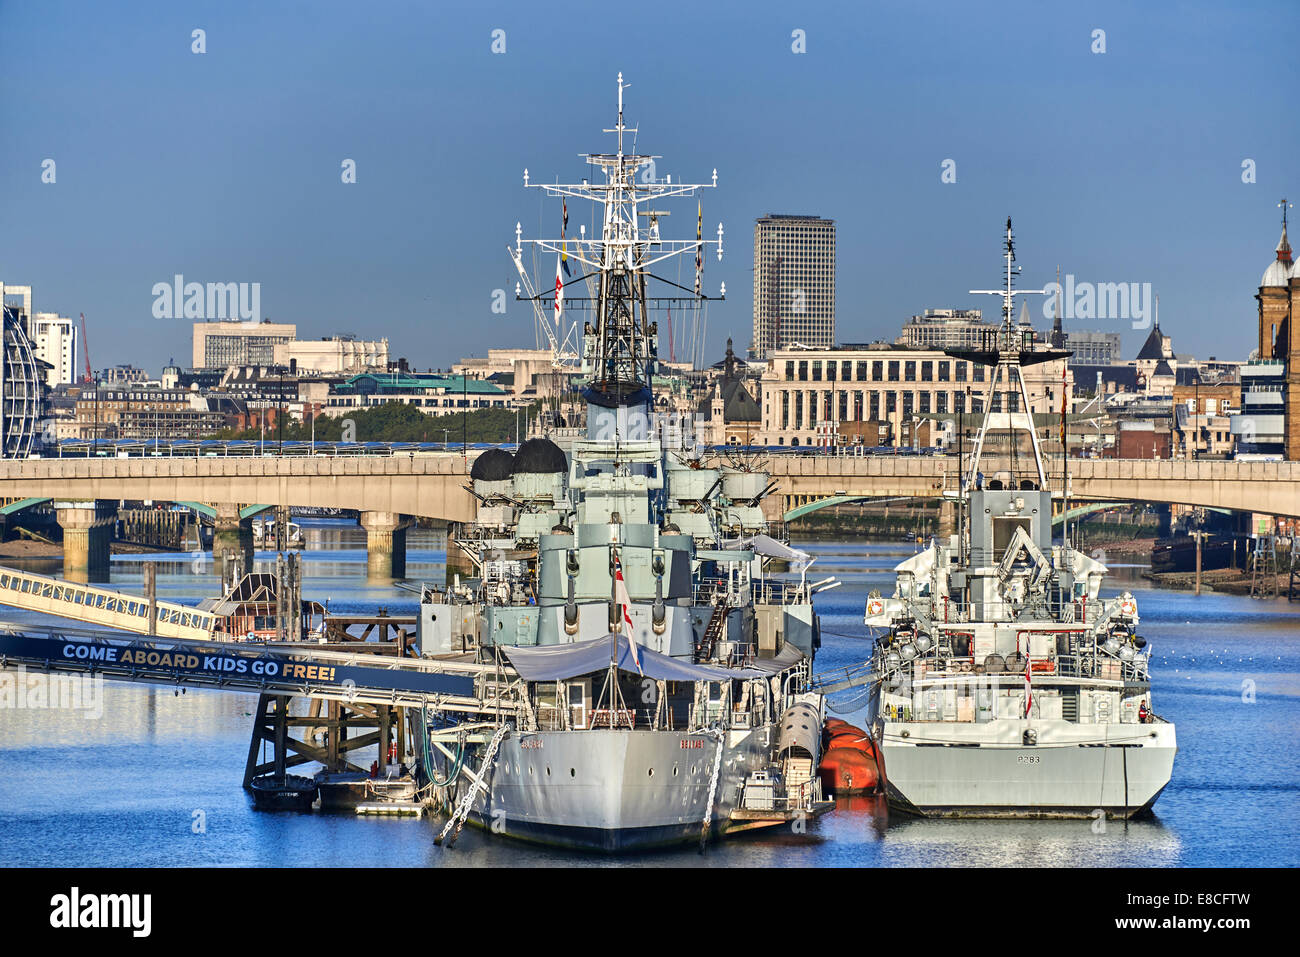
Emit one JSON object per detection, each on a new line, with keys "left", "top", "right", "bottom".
{"left": 79, "top": 312, "right": 93, "bottom": 383}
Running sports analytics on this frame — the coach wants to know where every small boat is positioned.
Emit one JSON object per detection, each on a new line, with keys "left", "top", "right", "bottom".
{"left": 316, "top": 769, "right": 418, "bottom": 811}
{"left": 1151, "top": 535, "right": 1234, "bottom": 574}
{"left": 249, "top": 773, "right": 318, "bottom": 811}
{"left": 252, "top": 518, "right": 304, "bottom": 549}
{"left": 314, "top": 770, "right": 370, "bottom": 811}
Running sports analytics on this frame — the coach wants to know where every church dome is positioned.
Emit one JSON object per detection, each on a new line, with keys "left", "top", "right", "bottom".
{"left": 470, "top": 447, "right": 514, "bottom": 482}
{"left": 1262, "top": 259, "right": 1291, "bottom": 288}
{"left": 511, "top": 437, "right": 567, "bottom": 475}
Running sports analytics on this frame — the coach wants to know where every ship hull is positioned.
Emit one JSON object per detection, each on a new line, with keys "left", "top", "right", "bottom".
{"left": 445, "top": 727, "right": 777, "bottom": 852}
{"left": 876, "top": 720, "right": 1176, "bottom": 819}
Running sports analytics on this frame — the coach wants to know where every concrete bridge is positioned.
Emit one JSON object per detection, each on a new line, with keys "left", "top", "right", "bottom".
{"left": 0, "top": 453, "right": 1296, "bottom": 576}
{"left": 0, "top": 456, "right": 476, "bottom": 578}
{"left": 761, "top": 456, "right": 1300, "bottom": 523}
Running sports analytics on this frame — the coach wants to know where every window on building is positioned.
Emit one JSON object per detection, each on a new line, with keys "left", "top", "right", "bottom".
{"left": 919, "top": 392, "right": 931, "bottom": 414}
{"left": 872, "top": 360, "right": 883, "bottom": 381}
{"left": 955, "top": 362, "right": 967, "bottom": 382}
{"left": 888, "top": 361, "right": 899, "bottom": 382}
{"left": 904, "top": 361, "right": 916, "bottom": 382}
{"left": 973, "top": 365, "right": 985, "bottom": 382}
{"left": 937, "top": 392, "right": 948, "bottom": 414}
{"left": 921, "top": 361, "right": 933, "bottom": 382}
{"left": 856, "top": 361, "right": 868, "bottom": 381}
{"left": 798, "top": 361, "right": 808, "bottom": 381}
{"left": 886, "top": 391, "right": 896, "bottom": 413}
{"left": 824, "top": 361, "right": 834, "bottom": 382}
{"left": 785, "top": 361, "right": 795, "bottom": 381}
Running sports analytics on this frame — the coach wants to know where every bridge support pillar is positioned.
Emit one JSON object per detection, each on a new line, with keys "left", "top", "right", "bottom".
{"left": 361, "top": 511, "right": 407, "bottom": 580}
{"left": 441, "top": 521, "right": 476, "bottom": 585}
{"left": 1155, "top": 504, "right": 1172, "bottom": 538}
{"left": 55, "top": 500, "right": 114, "bottom": 581}
{"left": 213, "top": 504, "right": 254, "bottom": 576}
{"left": 938, "top": 499, "right": 957, "bottom": 541}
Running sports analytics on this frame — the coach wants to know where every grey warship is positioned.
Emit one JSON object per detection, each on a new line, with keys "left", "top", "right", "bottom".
{"left": 861, "top": 220, "right": 1177, "bottom": 819}
{"left": 411, "top": 75, "right": 832, "bottom": 852}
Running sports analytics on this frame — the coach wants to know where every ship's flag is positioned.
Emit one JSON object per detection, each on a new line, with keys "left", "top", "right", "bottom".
{"left": 561, "top": 198, "right": 571, "bottom": 277}
{"left": 1024, "top": 657, "right": 1033, "bottom": 718}
{"left": 613, "top": 553, "right": 642, "bottom": 675}
{"left": 554, "top": 252, "right": 564, "bottom": 325}
{"left": 694, "top": 201, "right": 703, "bottom": 295}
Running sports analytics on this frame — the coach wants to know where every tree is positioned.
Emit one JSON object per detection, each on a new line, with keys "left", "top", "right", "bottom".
{"left": 214, "top": 402, "right": 535, "bottom": 444}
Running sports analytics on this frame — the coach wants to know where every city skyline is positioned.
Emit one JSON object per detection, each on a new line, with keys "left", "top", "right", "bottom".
{"left": 1, "top": 1, "right": 1297, "bottom": 373}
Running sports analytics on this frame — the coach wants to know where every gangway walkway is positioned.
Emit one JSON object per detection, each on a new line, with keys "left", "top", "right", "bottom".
{"left": 0, "top": 567, "right": 217, "bottom": 640}
{"left": 0, "top": 625, "right": 499, "bottom": 711}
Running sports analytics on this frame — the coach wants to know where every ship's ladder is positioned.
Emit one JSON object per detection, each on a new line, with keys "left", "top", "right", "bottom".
{"left": 435, "top": 724, "right": 508, "bottom": 848}
{"left": 699, "top": 729, "right": 726, "bottom": 851}
{"left": 697, "top": 597, "right": 729, "bottom": 661}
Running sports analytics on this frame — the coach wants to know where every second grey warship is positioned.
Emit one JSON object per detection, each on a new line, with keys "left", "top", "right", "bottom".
{"left": 861, "top": 220, "right": 1177, "bottom": 819}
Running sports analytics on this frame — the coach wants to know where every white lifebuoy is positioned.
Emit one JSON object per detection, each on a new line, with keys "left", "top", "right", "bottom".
{"left": 867, "top": 598, "right": 885, "bottom": 617}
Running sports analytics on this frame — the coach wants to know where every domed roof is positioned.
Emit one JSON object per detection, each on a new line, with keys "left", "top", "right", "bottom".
{"left": 1262, "top": 260, "right": 1291, "bottom": 288}
{"left": 511, "top": 437, "right": 567, "bottom": 475}
{"left": 470, "top": 447, "right": 514, "bottom": 482}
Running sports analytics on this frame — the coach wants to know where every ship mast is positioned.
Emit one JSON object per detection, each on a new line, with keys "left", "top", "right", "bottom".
{"left": 960, "top": 218, "right": 1055, "bottom": 491}
{"left": 512, "top": 73, "right": 724, "bottom": 437}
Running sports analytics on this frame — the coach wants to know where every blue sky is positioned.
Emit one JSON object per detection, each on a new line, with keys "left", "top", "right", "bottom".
{"left": 1, "top": 0, "right": 1296, "bottom": 372}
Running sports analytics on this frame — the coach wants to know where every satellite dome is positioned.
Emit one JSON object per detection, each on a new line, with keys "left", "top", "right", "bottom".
{"left": 511, "top": 437, "right": 567, "bottom": 475}
{"left": 470, "top": 447, "right": 514, "bottom": 482}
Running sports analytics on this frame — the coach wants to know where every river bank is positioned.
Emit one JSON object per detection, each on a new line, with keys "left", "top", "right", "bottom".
{"left": 0, "top": 539, "right": 176, "bottom": 560}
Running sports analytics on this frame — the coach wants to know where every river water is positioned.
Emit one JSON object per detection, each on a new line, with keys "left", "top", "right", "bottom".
{"left": 0, "top": 520, "right": 1296, "bottom": 867}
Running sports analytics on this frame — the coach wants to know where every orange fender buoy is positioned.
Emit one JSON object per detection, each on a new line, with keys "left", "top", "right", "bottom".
{"left": 818, "top": 746, "right": 879, "bottom": 795}
{"left": 828, "top": 728, "right": 875, "bottom": 753}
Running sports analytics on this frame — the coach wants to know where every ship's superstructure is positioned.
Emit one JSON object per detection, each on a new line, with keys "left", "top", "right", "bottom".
{"left": 412, "top": 76, "right": 832, "bottom": 851}
{"left": 861, "top": 220, "right": 1177, "bottom": 818}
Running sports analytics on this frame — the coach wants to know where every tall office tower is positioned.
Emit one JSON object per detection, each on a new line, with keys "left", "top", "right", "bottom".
{"left": 752, "top": 214, "right": 836, "bottom": 358}
{"left": 31, "top": 313, "right": 78, "bottom": 386}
